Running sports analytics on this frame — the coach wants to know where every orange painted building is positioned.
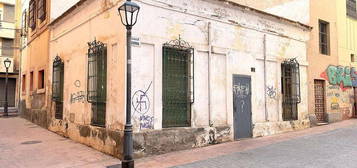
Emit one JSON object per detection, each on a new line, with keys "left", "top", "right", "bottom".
{"left": 20, "top": 0, "right": 51, "bottom": 127}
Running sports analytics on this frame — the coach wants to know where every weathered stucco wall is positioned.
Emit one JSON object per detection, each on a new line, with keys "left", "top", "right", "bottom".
{"left": 229, "top": 0, "right": 310, "bottom": 24}
{"left": 48, "top": 0, "right": 126, "bottom": 158}
{"left": 129, "top": 0, "right": 310, "bottom": 155}
{"left": 44, "top": 0, "right": 311, "bottom": 158}
{"left": 307, "top": 0, "right": 339, "bottom": 124}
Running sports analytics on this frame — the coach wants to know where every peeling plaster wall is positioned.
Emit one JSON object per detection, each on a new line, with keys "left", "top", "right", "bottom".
{"left": 229, "top": 0, "right": 310, "bottom": 24}
{"left": 48, "top": 0, "right": 126, "bottom": 158}
{"left": 130, "top": 0, "right": 310, "bottom": 154}
{"left": 47, "top": 0, "right": 311, "bottom": 158}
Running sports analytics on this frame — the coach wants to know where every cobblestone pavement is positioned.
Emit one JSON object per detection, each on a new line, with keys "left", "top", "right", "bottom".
{"left": 136, "top": 119, "right": 357, "bottom": 168}
{"left": 172, "top": 123, "right": 357, "bottom": 168}
{"left": 2, "top": 117, "right": 357, "bottom": 168}
{"left": 0, "top": 117, "right": 120, "bottom": 168}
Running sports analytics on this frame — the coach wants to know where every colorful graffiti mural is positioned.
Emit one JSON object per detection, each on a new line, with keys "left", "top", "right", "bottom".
{"left": 321, "top": 65, "right": 357, "bottom": 91}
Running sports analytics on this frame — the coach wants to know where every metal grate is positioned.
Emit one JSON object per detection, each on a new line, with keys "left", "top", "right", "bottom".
{"left": 162, "top": 37, "right": 194, "bottom": 128}
{"left": 314, "top": 80, "right": 325, "bottom": 121}
{"left": 281, "top": 58, "right": 300, "bottom": 121}
{"left": 52, "top": 55, "right": 64, "bottom": 119}
{"left": 87, "top": 39, "right": 107, "bottom": 127}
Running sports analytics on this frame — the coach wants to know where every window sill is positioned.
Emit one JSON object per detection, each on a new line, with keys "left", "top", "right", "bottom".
{"left": 37, "top": 88, "right": 45, "bottom": 94}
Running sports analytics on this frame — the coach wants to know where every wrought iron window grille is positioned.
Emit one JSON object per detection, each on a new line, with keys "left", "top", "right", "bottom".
{"left": 162, "top": 36, "right": 194, "bottom": 128}
{"left": 87, "top": 39, "right": 107, "bottom": 127}
{"left": 52, "top": 55, "right": 64, "bottom": 119}
{"left": 281, "top": 58, "right": 301, "bottom": 121}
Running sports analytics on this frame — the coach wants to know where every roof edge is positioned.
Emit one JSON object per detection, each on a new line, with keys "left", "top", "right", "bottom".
{"left": 219, "top": 0, "right": 312, "bottom": 30}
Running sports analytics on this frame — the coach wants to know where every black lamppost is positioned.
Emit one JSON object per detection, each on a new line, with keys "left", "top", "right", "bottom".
{"left": 3, "top": 58, "right": 11, "bottom": 117}
{"left": 118, "top": 1, "right": 140, "bottom": 168}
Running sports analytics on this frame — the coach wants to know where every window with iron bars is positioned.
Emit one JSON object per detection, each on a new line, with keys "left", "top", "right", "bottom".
{"left": 87, "top": 39, "right": 107, "bottom": 127}
{"left": 28, "top": 0, "right": 36, "bottom": 30}
{"left": 21, "top": 10, "right": 28, "bottom": 37}
{"left": 281, "top": 58, "right": 301, "bottom": 121}
{"left": 37, "top": 0, "right": 46, "bottom": 22}
{"left": 162, "top": 37, "right": 194, "bottom": 128}
{"left": 347, "top": 0, "right": 357, "bottom": 19}
{"left": 319, "top": 20, "right": 330, "bottom": 55}
{"left": 52, "top": 56, "right": 64, "bottom": 119}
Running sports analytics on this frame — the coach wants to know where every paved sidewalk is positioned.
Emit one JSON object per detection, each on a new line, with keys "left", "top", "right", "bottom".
{"left": 0, "top": 117, "right": 120, "bottom": 168}
{"left": 2, "top": 117, "right": 357, "bottom": 168}
{"left": 136, "top": 119, "right": 357, "bottom": 168}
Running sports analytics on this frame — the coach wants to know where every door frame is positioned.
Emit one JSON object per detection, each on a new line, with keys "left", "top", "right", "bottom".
{"left": 232, "top": 74, "right": 253, "bottom": 140}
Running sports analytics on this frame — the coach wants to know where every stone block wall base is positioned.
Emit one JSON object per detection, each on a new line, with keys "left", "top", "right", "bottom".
{"left": 22, "top": 108, "right": 49, "bottom": 128}
{"left": 253, "top": 120, "right": 310, "bottom": 137}
{"left": 326, "top": 112, "right": 342, "bottom": 123}
{"left": 47, "top": 119, "right": 124, "bottom": 159}
{"left": 133, "top": 126, "right": 231, "bottom": 158}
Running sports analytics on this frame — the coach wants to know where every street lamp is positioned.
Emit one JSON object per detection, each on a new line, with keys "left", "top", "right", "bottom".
{"left": 3, "top": 58, "right": 11, "bottom": 117}
{"left": 118, "top": 1, "right": 140, "bottom": 168}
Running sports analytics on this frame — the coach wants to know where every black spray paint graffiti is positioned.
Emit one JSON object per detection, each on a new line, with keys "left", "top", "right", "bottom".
{"left": 132, "top": 82, "right": 152, "bottom": 115}
{"left": 266, "top": 86, "right": 277, "bottom": 99}
{"left": 132, "top": 82, "right": 154, "bottom": 129}
{"left": 139, "top": 115, "right": 154, "bottom": 129}
{"left": 70, "top": 91, "right": 86, "bottom": 104}
{"left": 74, "top": 80, "right": 81, "bottom": 88}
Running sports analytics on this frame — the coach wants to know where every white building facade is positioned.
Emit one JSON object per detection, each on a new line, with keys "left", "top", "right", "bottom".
{"left": 131, "top": 0, "right": 311, "bottom": 157}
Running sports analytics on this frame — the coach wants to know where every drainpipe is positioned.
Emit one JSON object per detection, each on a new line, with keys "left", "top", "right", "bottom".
{"left": 208, "top": 22, "right": 212, "bottom": 126}
{"left": 263, "top": 34, "right": 268, "bottom": 121}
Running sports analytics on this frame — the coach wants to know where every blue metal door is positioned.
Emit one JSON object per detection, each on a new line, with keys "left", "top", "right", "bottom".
{"left": 233, "top": 75, "right": 252, "bottom": 140}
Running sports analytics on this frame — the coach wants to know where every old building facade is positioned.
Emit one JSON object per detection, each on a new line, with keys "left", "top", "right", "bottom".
{"left": 43, "top": 0, "right": 311, "bottom": 158}
{"left": 0, "top": 0, "right": 17, "bottom": 114}
{"left": 308, "top": 0, "right": 357, "bottom": 124}
{"left": 16, "top": 0, "right": 320, "bottom": 159}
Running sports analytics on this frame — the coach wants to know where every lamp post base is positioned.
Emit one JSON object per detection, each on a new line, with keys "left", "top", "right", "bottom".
{"left": 121, "top": 160, "right": 134, "bottom": 168}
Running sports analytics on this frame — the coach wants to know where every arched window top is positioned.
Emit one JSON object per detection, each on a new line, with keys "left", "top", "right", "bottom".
{"left": 282, "top": 58, "right": 299, "bottom": 66}
{"left": 53, "top": 55, "right": 64, "bottom": 67}
{"left": 163, "top": 35, "right": 192, "bottom": 50}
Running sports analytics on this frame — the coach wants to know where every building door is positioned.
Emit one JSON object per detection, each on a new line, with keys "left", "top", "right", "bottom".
{"left": 352, "top": 87, "right": 357, "bottom": 118}
{"left": 0, "top": 78, "right": 16, "bottom": 107}
{"left": 314, "top": 80, "right": 325, "bottom": 122}
{"left": 233, "top": 75, "right": 252, "bottom": 140}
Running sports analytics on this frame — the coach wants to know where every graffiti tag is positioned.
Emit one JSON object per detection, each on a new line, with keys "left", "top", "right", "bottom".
{"left": 132, "top": 82, "right": 152, "bottom": 115}
{"left": 321, "top": 66, "right": 357, "bottom": 91}
{"left": 233, "top": 83, "right": 250, "bottom": 98}
{"left": 139, "top": 115, "right": 154, "bottom": 129}
{"left": 70, "top": 91, "right": 86, "bottom": 104}
{"left": 266, "top": 86, "right": 277, "bottom": 99}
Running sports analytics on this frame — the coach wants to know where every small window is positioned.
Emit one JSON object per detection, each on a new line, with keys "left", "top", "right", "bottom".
{"left": 28, "top": 0, "right": 36, "bottom": 30}
{"left": 30, "top": 71, "right": 34, "bottom": 91}
{"left": 87, "top": 39, "right": 107, "bottom": 127}
{"left": 347, "top": 0, "right": 357, "bottom": 19}
{"left": 319, "top": 20, "right": 330, "bottom": 55}
{"left": 38, "top": 70, "right": 45, "bottom": 89}
{"left": 21, "top": 10, "right": 28, "bottom": 36}
{"left": 22, "top": 74, "right": 26, "bottom": 92}
{"left": 351, "top": 54, "right": 355, "bottom": 62}
{"left": 37, "top": 0, "right": 46, "bottom": 22}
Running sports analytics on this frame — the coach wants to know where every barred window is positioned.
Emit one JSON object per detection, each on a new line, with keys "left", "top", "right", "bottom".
{"left": 37, "top": 0, "right": 46, "bottom": 21}
{"left": 347, "top": 0, "right": 357, "bottom": 19}
{"left": 162, "top": 37, "right": 194, "bottom": 128}
{"left": 52, "top": 56, "right": 64, "bottom": 119}
{"left": 319, "top": 20, "right": 330, "bottom": 55}
{"left": 21, "top": 10, "right": 28, "bottom": 36}
{"left": 87, "top": 39, "right": 107, "bottom": 127}
{"left": 281, "top": 58, "right": 300, "bottom": 121}
{"left": 28, "top": 0, "right": 36, "bottom": 30}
